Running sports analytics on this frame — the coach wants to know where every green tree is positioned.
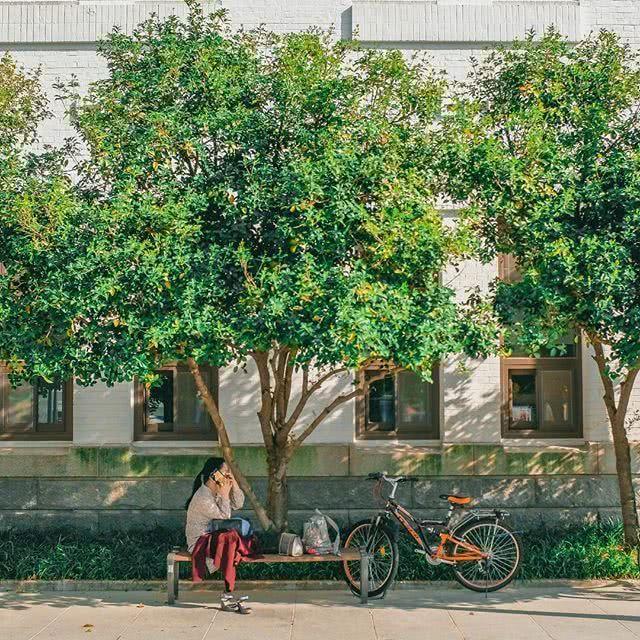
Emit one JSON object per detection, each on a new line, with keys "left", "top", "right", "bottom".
{"left": 0, "top": 5, "right": 495, "bottom": 531}
{"left": 0, "top": 54, "right": 79, "bottom": 371}
{"left": 442, "top": 30, "right": 640, "bottom": 546}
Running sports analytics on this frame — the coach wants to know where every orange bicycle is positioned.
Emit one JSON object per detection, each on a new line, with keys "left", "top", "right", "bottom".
{"left": 342, "top": 472, "right": 522, "bottom": 598}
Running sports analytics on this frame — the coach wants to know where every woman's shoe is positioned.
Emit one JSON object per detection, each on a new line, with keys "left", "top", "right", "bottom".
{"left": 220, "top": 593, "right": 252, "bottom": 614}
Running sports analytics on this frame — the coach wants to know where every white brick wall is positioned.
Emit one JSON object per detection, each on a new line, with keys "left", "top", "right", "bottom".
{"left": 584, "top": 0, "right": 640, "bottom": 46}
{"left": 2, "top": 0, "right": 640, "bottom": 447}
{"left": 443, "top": 256, "right": 502, "bottom": 443}
{"left": 6, "top": 46, "right": 106, "bottom": 148}
{"left": 353, "top": 1, "right": 582, "bottom": 43}
{"left": 73, "top": 382, "right": 133, "bottom": 444}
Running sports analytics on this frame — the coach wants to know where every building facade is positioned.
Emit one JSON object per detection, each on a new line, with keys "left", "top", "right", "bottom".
{"left": 1, "top": 0, "right": 640, "bottom": 531}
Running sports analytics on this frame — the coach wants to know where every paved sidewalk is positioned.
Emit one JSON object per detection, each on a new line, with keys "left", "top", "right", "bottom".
{"left": 2, "top": 582, "right": 640, "bottom": 640}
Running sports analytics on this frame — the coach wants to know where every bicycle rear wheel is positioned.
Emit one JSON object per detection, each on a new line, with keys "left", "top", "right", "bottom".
{"left": 450, "top": 518, "right": 521, "bottom": 592}
{"left": 342, "top": 520, "right": 399, "bottom": 598}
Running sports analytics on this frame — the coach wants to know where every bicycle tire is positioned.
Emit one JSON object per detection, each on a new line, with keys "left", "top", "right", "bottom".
{"left": 449, "top": 517, "right": 522, "bottom": 592}
{"left": 342, "top": 519, "right": 399, "bottom": 598}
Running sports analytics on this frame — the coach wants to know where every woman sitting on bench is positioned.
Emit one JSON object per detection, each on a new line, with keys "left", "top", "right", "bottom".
{"left": 185, "top": 457, "right": 254, "bottom": 613}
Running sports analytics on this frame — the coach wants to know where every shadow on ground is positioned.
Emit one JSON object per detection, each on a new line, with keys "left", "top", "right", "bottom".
{"left": 2, "top": 581, "right": 640, "bottom": 621}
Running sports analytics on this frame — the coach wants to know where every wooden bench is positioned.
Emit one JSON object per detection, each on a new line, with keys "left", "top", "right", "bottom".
{"left": 167, "top": 548, "right": 371, "bottom": 605}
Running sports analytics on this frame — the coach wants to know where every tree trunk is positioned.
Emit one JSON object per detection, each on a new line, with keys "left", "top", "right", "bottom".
{"left": 266, "top": 457, "right": 289, "bottom": 532}
{"left": 610, "top": 410, "right": 639, "bottom": 547}
{"left": 591, "top": 340, "right": 639, "bottom": 548}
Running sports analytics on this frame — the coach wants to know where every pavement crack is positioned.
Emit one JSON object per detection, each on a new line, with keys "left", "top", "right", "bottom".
{"left": 200, "top": 606, "right": 220, "bottom": 640}
{"left": 27, "top": 603, "right": 72, "bottom": 640}
{"left": 514, "top": 597, "right": 556, "bottom": 640}
{"left": 445, "top": 607, "right": 467, "bottom": 640}
{"left": 287, "top": 590, "right": 297, "bottom": 640}
{"left": 588, "top": 597, "right": 640, "bottom": 639}
{"left": 369, "top": 608, "right": 380, "bottom": 640}
{"left": 115, "top": 602, "right": 147, "bottom": 640}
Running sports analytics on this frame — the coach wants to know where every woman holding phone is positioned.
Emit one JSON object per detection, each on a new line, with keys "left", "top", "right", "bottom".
{"left": 185, "top": 457, "right": 252, "bottom": 612}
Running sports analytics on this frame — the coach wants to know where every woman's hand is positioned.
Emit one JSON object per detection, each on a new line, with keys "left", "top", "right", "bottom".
{"left": 212, "top": 469, "right": 233, "bottom": 499}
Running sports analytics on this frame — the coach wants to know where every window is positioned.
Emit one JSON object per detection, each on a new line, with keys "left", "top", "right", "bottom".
{"left": 134, "top": 364, "right": 218, "bottom": 440}
{"left": 499, "top": 255, "right": 582, "bottom": 438}
{"left": 502, "top": 357, "right": 581, "bottom": 437}
{"left": 0, "top": 372, "right": 72, "bottom": 440}
{"left": 357, "top": 367, "right": 439, "bottom": 440}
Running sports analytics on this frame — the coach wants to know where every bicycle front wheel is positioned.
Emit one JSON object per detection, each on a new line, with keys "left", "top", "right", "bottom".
{"left": 342, "top": 520, "right": 399, "bottom": 598}
{"left": 450, "top": 518, "right": 521, "bottom": 592}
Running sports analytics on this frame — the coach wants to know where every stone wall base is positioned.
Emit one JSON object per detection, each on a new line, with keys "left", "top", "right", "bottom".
{"left": 0, "top": 445, "right": 635, "bottom": 532}
{"left": 0, "top": 474, "right": 632, "bottom": 532}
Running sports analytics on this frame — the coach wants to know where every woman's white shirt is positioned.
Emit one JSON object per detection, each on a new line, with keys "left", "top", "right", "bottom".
{"left": 185, "top": 483, "right": 245, "bottom": 552}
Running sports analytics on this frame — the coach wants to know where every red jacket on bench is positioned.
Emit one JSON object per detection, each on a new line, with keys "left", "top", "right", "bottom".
{"left": 191, "top": 529, "right": 258, "bottom": 591}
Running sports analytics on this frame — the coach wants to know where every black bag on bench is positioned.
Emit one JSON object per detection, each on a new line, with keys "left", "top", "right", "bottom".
{"left": 208, "top": 517, "right": 253, "bottom": 537}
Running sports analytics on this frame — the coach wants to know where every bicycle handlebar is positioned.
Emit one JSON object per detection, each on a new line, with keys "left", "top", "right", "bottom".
{"left": 367, "top": 472, "right": 418, "bottom": 483}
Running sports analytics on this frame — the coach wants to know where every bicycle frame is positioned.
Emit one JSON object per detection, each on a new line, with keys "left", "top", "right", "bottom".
{"left": 371, "top": 483, "right": 491, "bottom": 565}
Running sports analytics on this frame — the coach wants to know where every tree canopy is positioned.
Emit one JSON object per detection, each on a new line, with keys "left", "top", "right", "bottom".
{"left": 0, "top": 55, "right": 78, "bottom": 376}
{"left": 1, "top": 8, "right": 496, "bottom": 383}
{"left": 443, "top": 30, "right": 640, "bottom": 369}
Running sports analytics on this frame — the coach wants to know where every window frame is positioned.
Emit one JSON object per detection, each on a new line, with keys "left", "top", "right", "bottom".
{"left": 0, "top": 372, "right": 73, "bottom": 441}
{"left": 500, "top": 355, "right": 582, "bottom": 439}
{"left": 134, "top": 363, "right": 219, "bottom": 441}
{"left": 356, "top": 366, "right": 440, "bottom": 441}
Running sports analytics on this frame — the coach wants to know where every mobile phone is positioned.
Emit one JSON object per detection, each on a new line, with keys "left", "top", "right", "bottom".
{"left": 212, "top": 470, "right": 227, "bottom": 486}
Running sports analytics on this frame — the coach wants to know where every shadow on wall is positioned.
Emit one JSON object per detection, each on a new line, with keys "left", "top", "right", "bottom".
{"left": 219, "top": 357, "right": 354, "bottom": 445}
{"left": 341, "top": 7, "right": 352, "bottom": 40}
{"left": 443, "top": 355, "right": 501, "bottom": 446}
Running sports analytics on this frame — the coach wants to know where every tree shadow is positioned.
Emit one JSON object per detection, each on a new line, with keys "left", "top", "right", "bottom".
{"left": 2, "top": 581, "right": 640, "bottom": 623}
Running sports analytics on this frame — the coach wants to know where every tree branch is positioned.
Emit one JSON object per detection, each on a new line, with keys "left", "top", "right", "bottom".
{"left": 285, "top": 366, "right": 348, "bottom": 431}
{"left": 289, "top": 366, "right": 402, "bottom": 449}
{"left": 619, "top": 367, "right": 640, "bottom": 421}
{"left": 273, "top": 347, "right": 289, "bottom": 427}
{"left": 590, "top": 334, "right": 618, "bottom": 422}
{"left": 250, "top": 351, "right": 276, "bottom": 454}
{"left": 589, "top": 334, "right": 639, "bottom": 424}
{"left": 289, "top": 388, "right": 361, "bottom": 450}
{"left": 282, "top": 349, "right": 296, "bottom": 424}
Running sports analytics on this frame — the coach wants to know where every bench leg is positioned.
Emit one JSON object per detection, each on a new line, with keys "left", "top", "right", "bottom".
{"left": 167, "top": 554, "right": 178, "bottom": 605}
{"left": 359, "top": 548, "right": 370, "bottom": 606}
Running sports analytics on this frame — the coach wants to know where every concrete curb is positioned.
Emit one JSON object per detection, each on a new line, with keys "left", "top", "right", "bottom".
{"left": 2, "top": 578, "right": 639, "bottom": 593}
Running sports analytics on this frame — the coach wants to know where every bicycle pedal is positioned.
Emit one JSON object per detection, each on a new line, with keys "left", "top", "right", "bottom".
{"left": 414, "top": 548, "right": 426, "bottom": 555}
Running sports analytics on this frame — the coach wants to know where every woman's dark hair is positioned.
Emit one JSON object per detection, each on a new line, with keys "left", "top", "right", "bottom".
{"left": 184, "top": 456, "right": 225, "bottom": 509}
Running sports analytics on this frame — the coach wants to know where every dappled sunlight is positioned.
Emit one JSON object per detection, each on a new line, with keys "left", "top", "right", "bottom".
{"left": 104, "top": 482, "right": 129, "bottom": 507}
{"left": 381, "top": 447, "right": 440, "bottom": 475}
{"left": 442, "top": 355, "right": 501, "bottom": 445}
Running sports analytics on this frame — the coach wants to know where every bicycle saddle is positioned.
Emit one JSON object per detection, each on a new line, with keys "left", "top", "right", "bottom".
{"left": 439, "top": 494, "right": 471, "bottom": 505}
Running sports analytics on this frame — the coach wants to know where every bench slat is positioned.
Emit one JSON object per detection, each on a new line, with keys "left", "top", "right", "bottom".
{"left": 245, "top": 550, "right": 359, "bottom": 563}
{"left": 171, "top": 549, "right": 359, "bottom": 563}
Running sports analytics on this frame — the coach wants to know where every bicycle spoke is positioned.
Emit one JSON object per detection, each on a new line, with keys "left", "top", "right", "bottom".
{"left": 452, "top": 522, "right": 520, "bottom": 590}
{"left": 343, "top": 523, "right": 395, "bottom": 592}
